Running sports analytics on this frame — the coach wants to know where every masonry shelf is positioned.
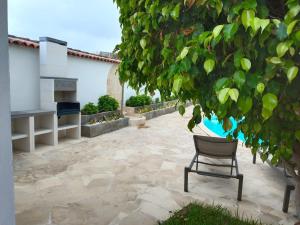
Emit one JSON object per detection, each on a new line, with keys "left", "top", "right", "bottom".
{"left": 34, "top": 128, "right": 53, "bottom": 136}
{"left": 58, "top": 124, "right": 78, "bottom": 131}
{"left": 11, "top": 133, "right": 28, "bottom": 141}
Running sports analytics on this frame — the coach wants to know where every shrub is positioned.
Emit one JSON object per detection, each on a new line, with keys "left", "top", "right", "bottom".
{"left": 125, "top": 95, "right": 152, "bottom": 107}
{"left": 162, "top": 203, "right": 265, "bottom": 225}
{"left": 81, "top": 102, "right": 98, "bottom": 115}
{"left": 154, "top": 97, "right": 160, "bottom": 104}
{"left": 98, "top": 95, "right": 119, "bottom": 112}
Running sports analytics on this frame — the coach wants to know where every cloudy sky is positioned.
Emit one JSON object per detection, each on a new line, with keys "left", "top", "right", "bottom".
{"left": 8, "top": 0, "right": 122, "bottom": 53}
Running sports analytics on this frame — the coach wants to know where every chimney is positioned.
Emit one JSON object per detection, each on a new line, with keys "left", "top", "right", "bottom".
{"left": 39, "top": 37, "right": 68, "bottom": 78}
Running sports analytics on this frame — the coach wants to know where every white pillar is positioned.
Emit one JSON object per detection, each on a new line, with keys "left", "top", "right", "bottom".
{"left": 0, "top": 0, "right": 16, "bottom": 224}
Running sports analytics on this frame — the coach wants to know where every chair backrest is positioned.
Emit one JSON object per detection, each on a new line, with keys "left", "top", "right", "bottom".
{"left": 193, "top": 135, "right": 238, "bottom": 159}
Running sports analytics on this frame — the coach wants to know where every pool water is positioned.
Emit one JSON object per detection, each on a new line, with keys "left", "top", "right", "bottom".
{"left": 203, "top": 115, "right": 246, "bottom": 142}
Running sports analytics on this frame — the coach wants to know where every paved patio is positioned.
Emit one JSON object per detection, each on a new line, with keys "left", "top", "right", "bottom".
{"left": 14, "top": 107, "right": 298, "bottom": 225}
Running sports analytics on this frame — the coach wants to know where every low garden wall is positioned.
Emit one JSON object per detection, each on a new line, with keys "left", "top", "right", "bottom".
{"left": 81, "top": 110, "right": 121, "bottom": 125}
{"left": 81, "top": 117, "right": 129, "bottom": 137}
{"left": 81, "top": 110, "right": 129, "bottom": 137}
{"left": 124, "top": 100, "right": 183, "bottom": 120}
{"left": 141, "top": 106, "right": 177, "bottom": 120}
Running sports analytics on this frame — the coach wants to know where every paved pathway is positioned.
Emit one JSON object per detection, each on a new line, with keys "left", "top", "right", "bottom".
{"left": 14, "top": 107, "right": 298, "bottom": 225}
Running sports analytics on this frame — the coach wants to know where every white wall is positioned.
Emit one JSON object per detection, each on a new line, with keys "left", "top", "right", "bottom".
{"left": 9, "top": 45, "right": 40, "bottom": 111}
{"left": 0, "top": 0, "right": 16, "bottom": 223}
{"left": 68, "top": 56, "right": 113, "bottom": 107}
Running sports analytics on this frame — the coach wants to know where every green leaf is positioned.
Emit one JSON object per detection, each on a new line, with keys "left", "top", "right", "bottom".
{"left": 276, "top": 23, "right": 288, "bottom": 41}
{"left": 177, "top": 47, "right": 190, "bottom": 61}
{"left": 172, "top": 75, "right": 183, "bottom": 94}
{"left": 259, "top": 19, "right": 270, "bottom": 33}
{"left": 256, "top": 83, "right": 265, "bottom": 93}
{"left": 215, "top": 78, "right": 231, "bottom": 91}
{"left": 138, "top": 61, "right": 144, "bottom": 70}
{"left": 140, "top": 38, "right": 147, "bottom": 49}
{"left": 192, "top": 52, "right": 198, "bottom": 64}
{"left": 262, "top": 93, "right": 278, "bottom": 111}
{"left": 204, "top": 59, "right": 215, "bottom": 74}
{"left": 193, "top": 105, "right": 202, "bottom": 124}
{"left": 241, "top": 0, "right": 257, "bottom": 9}
{"left": 261, "top": 107, "right": 272, "bottom": 120}
{"left": 188, "top": 118, "right": 195, "bottom": 131}
{"left": 171, "top": 3, "right": 181, "bottom": 20}
{"left": 286, "top": 66, "right": 299, "bottom": 83}
{"left": 178, "top": 105, "right": 185, "bottom": 116}
{"left": 162, "top": 6, "right": 169, "bottom": 17}
{"left": 276, "top": 42, "right": 289, "bottom": 58}
{"left": 241, "top": 9, "right": 255, "bottom": 29}
{"left": 229, "top": 88, "right": 239, "bottom": 102}
{"left": 223, "top": 23, "right": 238, "bottom": 41}
{"left": 268, "top": 57, "right": 282, "bottom": 64}
{"left": 215, "top": 0, "right": 223, "bottom": 15}
{"left": 251, "top": 17, "right": 261, "bottom": 32}
{"left": 295, "top": 130, "right": 300, "bottom": 141}
{"left": 233, "top": 70, "right": 246, "bottom": 88}
{"left": 238, "top": 96, "right": 253, "bottom": 114}
{"left": 212, "top": 25, "right": 224, "bottom": 38}
{"left": 287, "top": 20, "right": 298, "bottom": 35}
{"left": 285, "top": 5, "right": 300, "bottom": 20}
{"left": 240, "top": 58, "right": 251, "bottom": 71}
{"left": 218, "top": 88, "right": 230, "bottom": 104}
{"left": 234, "top": 50, "right": 243, "bottom": 68}
{"left": 272, "top": 19, "right": 281, "bottom": 27}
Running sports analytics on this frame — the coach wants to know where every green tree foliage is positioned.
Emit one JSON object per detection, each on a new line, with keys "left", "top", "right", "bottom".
{"left": 126, "top": 94, "right": 152, "bottom": 107}
{"left": 114, "top": 0, "right": 300, "bottom": 165}
{"left": 98, "top": 95, "right": 119, "bottom": 112}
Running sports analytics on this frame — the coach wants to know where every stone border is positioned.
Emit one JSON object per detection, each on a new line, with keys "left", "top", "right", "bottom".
{"left": 141, "top": 106, "right": 177, "bottom": 120}
{"left": 124, "top": 100, "right": 177, "bottom": 116}
{"left": 81, "top": 117, "right": 129, "bottom": 138}
{"left": 81, "top": 110, "right": 121, "bottom": 125}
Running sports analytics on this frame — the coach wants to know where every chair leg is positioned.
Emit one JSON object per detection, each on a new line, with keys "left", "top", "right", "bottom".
{"left": 184, "top": 167, "right": 189, "bottom": 192}
{"left": 283, "top": 184, "right": 295, "bottom": 213}
{"left": 230, "top": 158, "right": 234, "bottom": 175}
{"left": 237, "top": 174, "right": 243, "bottom": 201}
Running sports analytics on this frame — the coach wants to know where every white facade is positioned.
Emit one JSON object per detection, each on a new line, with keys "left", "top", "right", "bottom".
{"left": 8, "top": 37, "right": 122, "bottom": 111}
{"left": 68, "top": 56, "right": 113, "bottom": 106}
{"left": 9, "top": 46, "right": 40, "bottom": 111}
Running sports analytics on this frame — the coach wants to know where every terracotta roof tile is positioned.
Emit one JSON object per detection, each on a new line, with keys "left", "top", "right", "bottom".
{"left": 8, "top": 35, "right": 120, "bottom": 64}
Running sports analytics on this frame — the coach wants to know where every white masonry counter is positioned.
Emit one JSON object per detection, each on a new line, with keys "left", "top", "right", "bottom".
{"left": 11, "top": 110, "right": 56, "bottom": 152}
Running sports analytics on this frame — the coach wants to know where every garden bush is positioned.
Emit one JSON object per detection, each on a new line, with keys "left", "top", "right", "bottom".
{"left": 98, "top": 95, "right": 119, "bottom": 112}
{"left": 81, "top": 102, "right": 98, "bottom": 115}
{"left": 125, "top": 95, "right": 152, "bottom": 107}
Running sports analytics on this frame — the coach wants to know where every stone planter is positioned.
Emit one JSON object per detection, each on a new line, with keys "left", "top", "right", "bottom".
{"left": 81, "top": 110, "right": 121, "bottom": 125}
{"left": 124, "top": 100, "right": 177, "bottom": 117}
{"left": 81, "top": 117, "right": 129, "bottom": 137}
{"left": 141, "top": 106, "right": 177, "bottom": 120}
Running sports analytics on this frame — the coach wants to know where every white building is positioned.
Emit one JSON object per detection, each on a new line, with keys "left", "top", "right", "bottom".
{"left": 8, "top": 35, "right": 126, "bottom": 153}
{"left": 8, "top": 35, "right": 122, "bottom": 111}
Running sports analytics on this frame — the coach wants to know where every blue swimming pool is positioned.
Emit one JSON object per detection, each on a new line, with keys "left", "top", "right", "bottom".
{"left": 203, "top": 115, "right": 246, "bottom": 142}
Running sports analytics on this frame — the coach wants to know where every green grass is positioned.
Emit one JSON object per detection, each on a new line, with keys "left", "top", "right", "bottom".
{"left": 160, "top": 203, "right": 265, "bottom": 225}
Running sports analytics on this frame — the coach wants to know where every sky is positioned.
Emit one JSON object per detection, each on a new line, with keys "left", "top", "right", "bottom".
{"left": 8, "top": 0, "right": 122, "bottom": 53}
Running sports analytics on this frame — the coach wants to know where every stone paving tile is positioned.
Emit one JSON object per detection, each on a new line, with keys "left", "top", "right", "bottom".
{"left": 13, "top": 107, "right": 298, "bottom": 225}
